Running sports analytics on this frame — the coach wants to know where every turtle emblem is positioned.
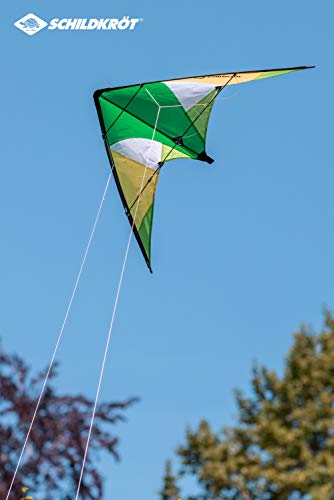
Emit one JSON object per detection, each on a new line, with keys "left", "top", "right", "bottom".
{"left": 20, "top": 17, "right": 40, "bottom": 32}
{"left": 14, "top": 13, "right": 48, "bottom": 36}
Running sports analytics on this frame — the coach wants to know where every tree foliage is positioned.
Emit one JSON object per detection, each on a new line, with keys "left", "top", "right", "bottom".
{"left": 163, "top": 312, "right": 334, "bottom": 499}
{"left": 160, "top": 460, "right": 181, "bottom": 500}
{"left": 0, "top": 345, "right": 137, "bottom": 499}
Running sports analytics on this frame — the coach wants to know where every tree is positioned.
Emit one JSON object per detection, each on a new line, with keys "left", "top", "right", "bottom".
{"left": 160, "top": 460, "right": 181, "bottom": 500}
{"left": 0, "top": 344, "right": 137, "bottom": 499}
{"left": 164, "top": 312, "right": 334, "bottom": 499}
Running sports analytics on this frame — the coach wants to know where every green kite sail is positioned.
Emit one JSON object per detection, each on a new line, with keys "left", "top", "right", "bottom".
{"left": 94, "top": 66, "right": 313, "bottom": 272}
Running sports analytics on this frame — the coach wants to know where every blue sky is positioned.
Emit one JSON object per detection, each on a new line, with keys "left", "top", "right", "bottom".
{"left": 1, "top": 0, "right": 332, "bottom": 498}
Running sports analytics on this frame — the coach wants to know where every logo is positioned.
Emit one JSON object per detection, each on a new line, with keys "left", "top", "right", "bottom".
{"left": 14, "top": 13, "right": 48, "bottom": 36}
{"left": 14, "top": 13, "right": 142, "bottom": 36}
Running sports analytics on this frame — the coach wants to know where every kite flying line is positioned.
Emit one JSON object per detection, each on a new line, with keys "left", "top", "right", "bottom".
{"left": 74, "top": 82, "right": 243, "bottom": 486}
{"left": 76, "top": 76, "right": 234, "bottom": 491}
{"left": 5, "top": 173, "right": 111, "bottom": 500}
{"left": 75, "top": 104, "right": 162, "bottom": 498}
{"left": 75, "top": 77, "right": 240, "bottom": 488}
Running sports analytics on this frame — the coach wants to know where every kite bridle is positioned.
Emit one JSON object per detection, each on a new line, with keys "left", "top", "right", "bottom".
{"left": 127, "top": 73, "right": 237, "bottom": 212}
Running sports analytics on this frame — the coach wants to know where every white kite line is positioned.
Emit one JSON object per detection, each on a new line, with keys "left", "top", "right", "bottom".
{"left": 75, "top": 105, "right": 162, "bottom": 498}
{"left": 5, "top": 173, "right": 111, "bottom": 500}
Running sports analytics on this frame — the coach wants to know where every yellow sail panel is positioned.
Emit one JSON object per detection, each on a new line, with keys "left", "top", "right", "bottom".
{"left": 166, "top": 66, "right": 313, "bottom": 87}
{"left": 111, "top": 150, "right": 158, "bottom": 231}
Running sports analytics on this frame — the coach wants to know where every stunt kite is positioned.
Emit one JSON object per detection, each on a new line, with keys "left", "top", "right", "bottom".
{"left": 94, "top": 66, "right": 314, "bottom": 272}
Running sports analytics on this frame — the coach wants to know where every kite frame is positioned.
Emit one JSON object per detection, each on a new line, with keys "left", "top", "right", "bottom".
{"left": 93, "top": 65, "right": 314, "bottom": 272}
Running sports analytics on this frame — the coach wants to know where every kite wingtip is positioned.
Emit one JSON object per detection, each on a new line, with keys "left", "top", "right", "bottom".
{"left": 93, "top": 89, "right": 103, "bottom": 103}
{"left": 147, "top": 261, "right": 153, "bottom": 273}
{"left": 198, "top": 151, "right": 214, "bottom": 164}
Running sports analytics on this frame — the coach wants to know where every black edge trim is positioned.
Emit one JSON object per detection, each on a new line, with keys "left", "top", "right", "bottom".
{"left": 94, "top": 91, "right": 153, "bottom": 274}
